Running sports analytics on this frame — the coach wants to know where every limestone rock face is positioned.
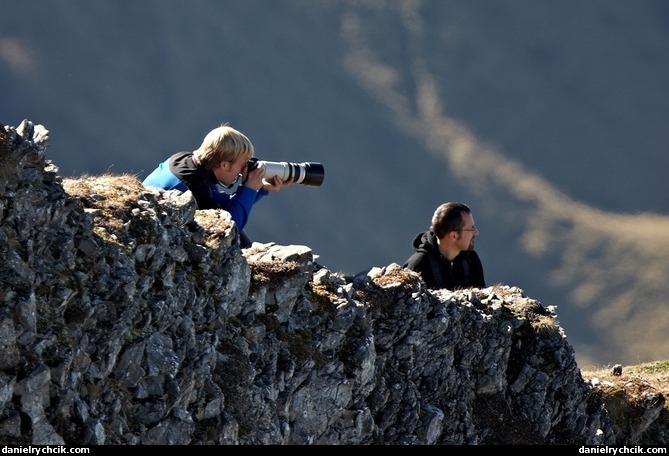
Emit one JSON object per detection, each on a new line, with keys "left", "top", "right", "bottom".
{"left": 0, "top": 120, "right": 660, "bottom": 445}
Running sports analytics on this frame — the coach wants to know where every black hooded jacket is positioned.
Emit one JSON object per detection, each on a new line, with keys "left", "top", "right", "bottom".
{"left": 403, "top": 231, "right": 486, "bottom": 290}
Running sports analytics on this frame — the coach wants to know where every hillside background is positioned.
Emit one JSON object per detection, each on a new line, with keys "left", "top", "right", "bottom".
{"left": 2, "top": 0, "right": 668, "bottom": 369}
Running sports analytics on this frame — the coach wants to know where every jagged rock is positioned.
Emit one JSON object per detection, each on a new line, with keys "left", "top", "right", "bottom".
{"left": 0, "top": 120, "right": 664, "bottom": 445}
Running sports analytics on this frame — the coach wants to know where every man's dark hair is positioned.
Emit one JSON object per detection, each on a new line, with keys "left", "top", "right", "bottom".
{"left": 430, "top": 202, "right": 471, "bottom": 239}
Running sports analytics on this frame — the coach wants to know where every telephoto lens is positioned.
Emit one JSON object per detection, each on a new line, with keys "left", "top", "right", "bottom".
{"left": 249, "top": 158, "right": 324, "bottom": 187}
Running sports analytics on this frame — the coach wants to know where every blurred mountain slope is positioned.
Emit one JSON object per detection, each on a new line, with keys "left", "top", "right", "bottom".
{"left": 2, "top": 0, "right": 669, "bottom": 367}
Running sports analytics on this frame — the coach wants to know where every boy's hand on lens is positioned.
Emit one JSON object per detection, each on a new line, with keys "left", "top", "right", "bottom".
{"left": 263, "top": 176, "right": 294, "bottom": 192}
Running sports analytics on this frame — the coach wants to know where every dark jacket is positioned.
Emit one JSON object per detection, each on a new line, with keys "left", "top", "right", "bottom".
{"left": 403, "top": 231, "right": 486, "bottom": 290}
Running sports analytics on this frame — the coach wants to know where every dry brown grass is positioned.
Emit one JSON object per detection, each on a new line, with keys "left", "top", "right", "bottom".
{"left": 582, "top": 360, "right": 669, "bottom": 440}
{"left": 582, "top": 360, "right": 669, "bottom": 398}
{"left": 62, "top": 173, "right": 149, "bottom": 246}
{"left": 63, "top": 173, "right": 145, "bottom": 205}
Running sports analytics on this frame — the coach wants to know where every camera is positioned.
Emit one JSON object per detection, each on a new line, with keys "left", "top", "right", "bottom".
{"left": 247, "top": 157, "right": 324, "bottom": 187}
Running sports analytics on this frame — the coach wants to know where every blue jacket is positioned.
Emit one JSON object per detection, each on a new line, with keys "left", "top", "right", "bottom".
{"left": 142, "top": 151, "right": 268, "bottom": 231}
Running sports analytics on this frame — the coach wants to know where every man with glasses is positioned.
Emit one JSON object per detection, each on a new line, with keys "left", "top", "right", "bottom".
{"left": 403, "top": 202, "right": 486, "bottom": 290}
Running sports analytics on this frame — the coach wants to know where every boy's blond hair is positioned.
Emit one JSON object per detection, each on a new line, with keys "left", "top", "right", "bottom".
{"left": 193, "top": 125, "right": 254, "bottom": 170}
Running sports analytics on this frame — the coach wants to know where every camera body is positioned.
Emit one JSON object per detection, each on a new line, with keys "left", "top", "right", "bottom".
{"left": 247, "top": 157, "right": 324, "bottom": 187}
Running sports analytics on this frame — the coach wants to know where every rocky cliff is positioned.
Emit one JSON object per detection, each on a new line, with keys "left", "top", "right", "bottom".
{"left": 0, "top": 120, "right": 664, "bottom": 445}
